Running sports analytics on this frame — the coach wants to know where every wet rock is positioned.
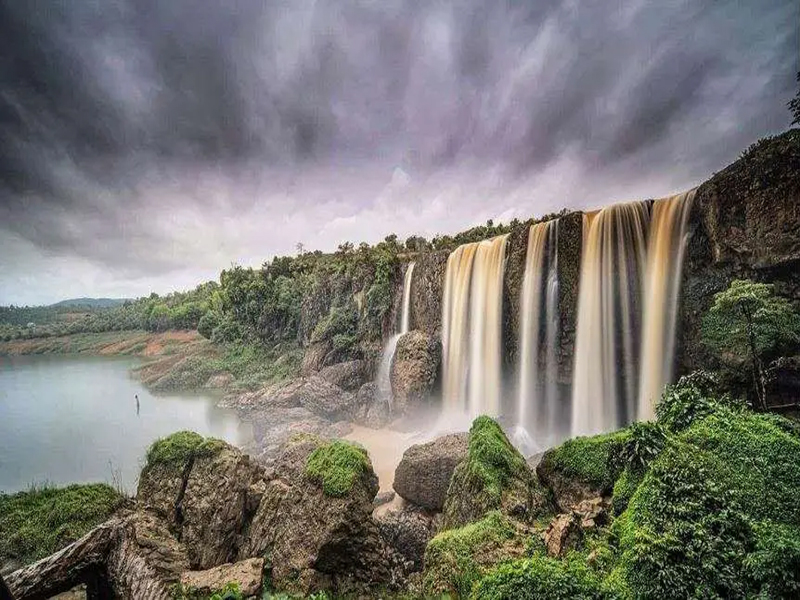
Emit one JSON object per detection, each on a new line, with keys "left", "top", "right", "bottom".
{"left": 373, "top": 490, "right": 396, "bottom": 509}
{"left": 318, "top": 360, "right": 370, "bottom": 391}
{"left": 301, "top": 340, "right": 332, "bottom": 375}
{"left": 180, "top": 558, "right": 264, "bottom": 597}
{"left": 543, "top": 513, "right": 582, "bottom": 558}
{"left": 393, "top": 433, "right": 468, "bottom": 511}
{"left": 390, "top": 331, "right": 441, "bottom": 413}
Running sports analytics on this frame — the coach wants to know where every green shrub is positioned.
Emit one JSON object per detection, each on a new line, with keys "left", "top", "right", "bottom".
{"left": 615, "top": 408, "right": 800, "bottom": 598}
{"left": 305, "top": 440, "right": 370, "bottom": 497}
{"left": 0, "top": 483, "right": 124, "bottom": 565}
{"left": 424, "top": 511, "right": 518, "bottom": 598}
{"left": 472, "top": 554, "right": 604, "bottom": 600}
{"left": 171, "top": 581, "right": 244, "bottom": 600}
{"left": 655, "top": 370, "right": 741, "bottom": 433}
{"left": 615, "top": 422, "right": 667, "bottom": 471}
{"left": 197, "top": 310, "right": 221, "bottom": 339}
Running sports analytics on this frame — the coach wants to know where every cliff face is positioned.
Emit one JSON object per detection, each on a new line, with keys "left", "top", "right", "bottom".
{"left": 275, "top": 129, "right": 799, "bottom": 415}
{"left": 677, "top": 129, "right": 800, "bottom": 378}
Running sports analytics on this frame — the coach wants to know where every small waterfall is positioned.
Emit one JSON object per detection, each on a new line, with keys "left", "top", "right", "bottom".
{"left": 441, "top": 234, "right": 509, "bottom": 417}
{"left": 377, "top": 262, "right": 416, "bottom": 407}
{"left": 571, "top": 202, "right": 649, "bottom": 436}
{"left": 636, "top": 190, "right": 696, "bottom": 420}
{"left": 516, "top": 219, "right": 560, "bottom": 446}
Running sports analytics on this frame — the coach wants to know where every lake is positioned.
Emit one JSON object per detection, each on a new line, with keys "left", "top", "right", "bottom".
{"left": 0, "top": 354, "right": 249, "bottom": 494}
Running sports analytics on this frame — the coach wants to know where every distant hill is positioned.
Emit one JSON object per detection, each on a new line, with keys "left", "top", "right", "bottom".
{"left": 49, "top": 298, "right": 130, "bottom": 309}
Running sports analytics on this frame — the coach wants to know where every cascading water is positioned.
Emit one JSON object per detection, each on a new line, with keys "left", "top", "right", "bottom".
{"left": 515, "top": 219, "right": 560, "bottom": 448}
{"left": 377, "top": 262, "right": 416, "bottom": 407}
{"left": 571, "top": 202, "right": 649, "bottom": 436}
{"left": 571, "top": 191, "right": 696, "bottom": 436}
{"left": 636, "top": 190, "right": 696, "bottom": 420}
{"left": 441, "top": 235, "right": 509, "bottom": 417}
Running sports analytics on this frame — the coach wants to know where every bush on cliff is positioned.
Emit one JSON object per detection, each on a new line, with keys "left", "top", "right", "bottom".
{"left": 0, "top": 483, "right": 124, "bottom": 565}
{"left": 304, "top": 439, "right": 370, "bottom": 497}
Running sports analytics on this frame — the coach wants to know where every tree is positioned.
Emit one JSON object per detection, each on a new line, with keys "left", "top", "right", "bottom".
{"left": 789, "top": 71, "right": 800, "bottom": 126}
{"left": 702, "top": 279, "right": 800, "bottom": 410}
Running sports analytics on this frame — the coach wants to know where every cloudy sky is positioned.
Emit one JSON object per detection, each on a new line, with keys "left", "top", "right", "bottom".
{"left": 0, "top": 0, "right": 796, "bottom": 305}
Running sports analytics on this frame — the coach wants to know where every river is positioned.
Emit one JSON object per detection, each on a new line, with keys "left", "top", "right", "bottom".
{"left": 0, "top": 354, "right": 249, "bottom": 494}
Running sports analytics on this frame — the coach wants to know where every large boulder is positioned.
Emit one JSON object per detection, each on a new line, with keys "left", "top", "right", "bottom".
{"left": 374, "top": 500, "right": 438, "bottom": 573}
{"left": 390, "top": 331, "right": 440, "bottom": 413}
{"left": 261, "top": 376, "right": 359, "bottom": 420}
{"left": 136, "top": 433, "right": 265, "bottom": 570}
{"left": 238, "top": 436, "right": 398, "bottom": 596}
{"left": 180, "top": 444, "right": 264, "bottom": 569}
{"left": 442, "top": 417, "right": 552, "bottom": 529}
{"left": 318, "top": 360, "right": 370, "bottom": 391}
{"left": 393, "top": 433, "right": 468, "bottom": 511}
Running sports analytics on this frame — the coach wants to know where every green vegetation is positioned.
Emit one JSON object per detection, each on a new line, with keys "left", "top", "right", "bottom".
{"left": 145, "top": 431, "right": 226, "bottom": 469}
{"left": 304, "top": 440, "right": 370, "bottom": 497}
{"left": 702, "top": 279, "right": 800, "bottom": 409}
{"left": 423, "top": 511, "right": 519, "bottom": 598}
{"left": 0, "top": 483, "right": 125, "bottom": 565}
{"left": 471, "top": 553, "right": 604, "bottom": 600}
{"left": 542, "top": 429, "right": 630, "bottom": 492}
{"left": 461, "top": 416, "right": 529, "bottom": 505}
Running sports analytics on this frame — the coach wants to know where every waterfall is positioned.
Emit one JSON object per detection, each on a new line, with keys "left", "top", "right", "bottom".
{"left": 636, "top": 190, "right": 696, "bottom": 420}
{"left": 571, "top": 192, "right": 696, "bottom": 436}
{"left": 516, "top": 219, "right": 560, "bottom": 445}
{"left": 377, "top": 262, "right": 416, "bottom": 407}
{"left": 442, "top": 235, "right": 509, "bottom": 417}
{"left": 571, "top": 202, "right": 649, "bottom": 436}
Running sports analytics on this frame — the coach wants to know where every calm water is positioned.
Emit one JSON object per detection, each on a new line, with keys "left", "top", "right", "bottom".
{"left": 0, "top": 354, "right": 249, "bottom": 494}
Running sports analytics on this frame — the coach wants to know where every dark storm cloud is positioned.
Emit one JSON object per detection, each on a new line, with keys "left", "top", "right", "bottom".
{"left": 0, "top": 0, "right": 797, "bottom": 302}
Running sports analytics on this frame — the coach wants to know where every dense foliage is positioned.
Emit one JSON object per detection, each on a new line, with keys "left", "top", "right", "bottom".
{"left": 701, "top": 279, "right": 800, "bottom": 409}
{"left": 0, "top": 483, "right": 124, "bottom": 565}
{"left": 145, "top": 431, "right": 226, "bottom": 469}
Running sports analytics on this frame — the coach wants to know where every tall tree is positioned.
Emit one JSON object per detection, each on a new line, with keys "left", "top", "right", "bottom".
{"left": 702, "top": 279, "right": 800, "bottom": 410}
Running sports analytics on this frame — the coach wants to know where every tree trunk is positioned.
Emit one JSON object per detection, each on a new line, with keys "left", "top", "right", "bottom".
{"left": 5, "top": 513, "right": 189, "bottom": 600}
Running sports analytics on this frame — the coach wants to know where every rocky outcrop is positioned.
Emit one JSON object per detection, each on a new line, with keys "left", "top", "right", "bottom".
{"left": 393, "top": 433, "right": 468, "bottom": 511}
{"left": 180, "top": 558, "right": 264, "bottom": 597}
{"left": 442, "top": 417, "right": 553, "bottom": 529}
{"left": 238, "top": 436, "right": 399, "bottom": 595}
{"left": 543, "top": 512, "right": 582, "bottom": 558}
{"left": 677, "top": 130, "right": 800, "bottom": 379}
{"left": 318, "top": 359, "right": 370, "bottom": 391}
{"left": 409, "top": 251, "right": 448, "bottom": 335}
{"left": 390, "top": 331, "right": 441, "bottom": 413}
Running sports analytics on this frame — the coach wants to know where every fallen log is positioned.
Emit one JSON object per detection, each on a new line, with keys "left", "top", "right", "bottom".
{"left": 6, "top": 512, "right": 189, "bottom": 600}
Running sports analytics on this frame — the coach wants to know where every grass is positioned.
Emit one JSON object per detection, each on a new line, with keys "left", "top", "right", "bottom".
{"left": 145, "top": 431, "right": 227, "bottom": 469}
{"left": 304, "top": 440, "right": 370, "bottom": 497}
{"left": 0, "top": 483, "right": 125, "bottom": 565}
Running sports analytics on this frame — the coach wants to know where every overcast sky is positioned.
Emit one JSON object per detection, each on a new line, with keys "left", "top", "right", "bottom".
{"left": 0, "top": 0, "right": 796, "bottom": 305}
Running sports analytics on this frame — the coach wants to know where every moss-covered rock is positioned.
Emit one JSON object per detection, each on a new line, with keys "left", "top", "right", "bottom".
{"left": 442, "top": 416, "right": 552, "bottom": 529}
{"left": 423, "top": 511, "right": 529, "bottom": 598}
{"left": 305, "top": 439, "right": 371, "bottom": 497}
{"left": 537, "top": 430, "right": 629, "bottom": 511}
